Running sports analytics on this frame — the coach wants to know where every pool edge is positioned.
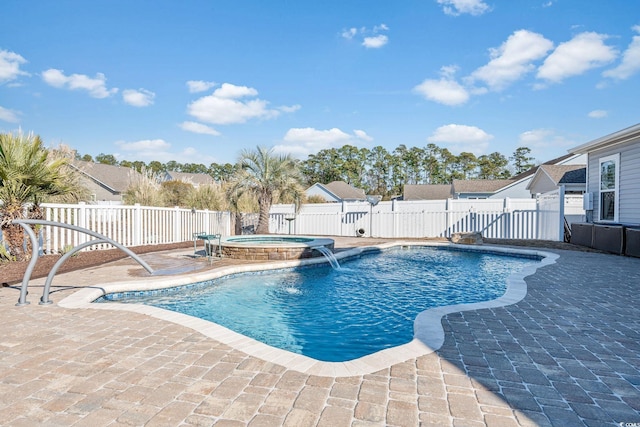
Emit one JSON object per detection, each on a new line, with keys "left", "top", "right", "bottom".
{"left": 58, "top": 241, "right": 559, "bottom": 377}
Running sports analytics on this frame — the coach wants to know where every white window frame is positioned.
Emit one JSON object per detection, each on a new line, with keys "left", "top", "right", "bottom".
{"left": 598, "top": 153, "right": 620, "bottom": 222}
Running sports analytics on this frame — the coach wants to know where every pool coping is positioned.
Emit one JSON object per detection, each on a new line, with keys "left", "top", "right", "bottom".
{"left": 58, "top": 241, "right": 558, "bottom": 377}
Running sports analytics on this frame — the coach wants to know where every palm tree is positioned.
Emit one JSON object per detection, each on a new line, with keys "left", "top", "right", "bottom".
{"left": 0, "top": 132, "right": 77, "bottom": 260}
{"left": 230, "top": 146, "right": 304, "bottom": 234}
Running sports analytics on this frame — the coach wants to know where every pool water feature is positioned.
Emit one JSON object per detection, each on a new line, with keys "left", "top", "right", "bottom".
{"left": 99, "top": 246, "right": 540, "bottom": 362}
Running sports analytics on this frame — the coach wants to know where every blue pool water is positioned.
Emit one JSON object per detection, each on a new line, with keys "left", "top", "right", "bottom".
{"left": 98, "top": 247, "right": 539, "bottom": 362}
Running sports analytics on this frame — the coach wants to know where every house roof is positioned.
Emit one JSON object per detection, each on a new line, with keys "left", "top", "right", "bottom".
{"left": 526, "top": 164, "right": 586, "bottom": 191}
{"left": 452, "top": 179, "right": 515, "bottom": 194}
{"left": 71, "top": 160, "right": 138, "bottom": 193}
{"left": 165, "top": 171, "right": 215, "bottom": 186}
{"left": 559, "top": 167, "right": 586, "bottom": 184}
{"left": 316, "top": 181, "right": 366, "bottom": 201}
{"left": 541, "top": 164, "right": 586, "bottom": 185}
{"left": 403, "top": 184, "right": 452, "bottom": 200}
{"left": 571, "top": 122, "right": 640, "bottom": 154}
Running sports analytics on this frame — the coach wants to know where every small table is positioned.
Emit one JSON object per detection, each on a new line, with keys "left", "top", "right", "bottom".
{"left": 193, "top": 232, "right": 222, "bottom": 259}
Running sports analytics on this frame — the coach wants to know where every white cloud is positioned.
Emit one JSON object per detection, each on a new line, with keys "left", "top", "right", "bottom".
{"left": 278, "top": 104, "right": 301, "bottom": 113}
{"left": 116, "top": 139, "right": 171, "bottom": 152}
{"left": 0, "top": 49, "right": 29, "bottom": 83}
{"left": 341, "top": 24, "right": 389, "bottom": 49}
{"left": 542, "top": 1, "right": 553, "bottom": 7}
{"left": 41, "top": 68, "right": 118, "bottom": 98}
{"left": 0, "top": 106, "right": 20, "bottom": 123}
{"left": 413, "top": 66, "right": 469, "bottom": 106}
{"left": 341, "top": 28, "right": 357, "bottom": 40}
{"left": 122, "top": 88, "right": 155, "bottom": 107}
{"left": 213, "top": 82, "right": 258, "bottom": 99}
{"left": 187, "top": 80, "right": 217, "bottom": 93}
{"left": 470, "top": 30, "right": 553, "bottom": 91}
{"left": 273, "top": 127, "right": 367, "bottom": 158}
{"left": 115, "top": 139, "right": 216, "bottom": 164}
{"left": 602, "top": 25, "right": 640, "bottom": 80}
{"left": 436, "top": 0, "right": 490, "bottom": 16}
{"left": 363, "top": 35, "right": 388, "bottom": 49}
{"left": 517, "top": 128, "right": 577, "bottom": 159}
{"left": 187, "top": 82, "right": 293, "bottom": 125}
{"left": 353, "top": 129, "right": 373, "bottom": 141}
{"left": 427, "top": 124, "right": 493, "bottom": 155}
{"left": 536, "top": 32, "right": 618, "bottom": 84}
{"left": 179, "top": 121, "right": 221, "bottom": 136}
{"left": 587, "top": 109, "right": 608, "bottom": 119}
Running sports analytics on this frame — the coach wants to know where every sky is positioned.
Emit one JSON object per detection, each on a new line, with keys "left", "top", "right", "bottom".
{"left": 1, "top": 0, "right": 640, "bottom": 167}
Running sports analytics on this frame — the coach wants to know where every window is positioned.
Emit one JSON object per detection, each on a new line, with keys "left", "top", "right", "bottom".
{"left": 598, "top": 154, "right": 619, "bottom": 222}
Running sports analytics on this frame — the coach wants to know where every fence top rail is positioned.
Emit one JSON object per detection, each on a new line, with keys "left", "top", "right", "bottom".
{"left": 40, "top": 202, "right": 231, "bottom": 215}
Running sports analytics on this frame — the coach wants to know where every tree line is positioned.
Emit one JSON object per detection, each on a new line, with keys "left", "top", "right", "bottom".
{"left": 80, "top": 144, "right": 536, "bottom": 199}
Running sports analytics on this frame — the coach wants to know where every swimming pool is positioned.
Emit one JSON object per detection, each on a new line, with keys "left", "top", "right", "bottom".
{"left": 98, "top": 246, "right": 540, "bottom": 362}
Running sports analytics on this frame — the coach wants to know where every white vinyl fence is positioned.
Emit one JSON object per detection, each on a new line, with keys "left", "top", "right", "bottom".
{"left": 37, "top": 202, "right": 231, "bottom": 254}
{"left": 270, "top": 188, "right": 582, "bottom": 241}
{"left": 1, "top": 187, "right": 580, "bottom": 254}
{"left": 270, "top": 198, "right": 540, "bottom": 239}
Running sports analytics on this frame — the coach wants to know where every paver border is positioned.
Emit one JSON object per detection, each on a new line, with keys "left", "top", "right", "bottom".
{"left": 59, "top": 242, "right": 558, "bottom": 377}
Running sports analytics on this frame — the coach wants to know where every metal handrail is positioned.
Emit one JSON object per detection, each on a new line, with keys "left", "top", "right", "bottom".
{"left": 12, "top": 219, "right": 154, "bottom": 306}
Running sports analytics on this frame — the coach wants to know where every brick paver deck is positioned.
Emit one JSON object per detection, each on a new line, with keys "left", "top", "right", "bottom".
{"left": 1, "top": 241, "right": 639, "bottom": 426}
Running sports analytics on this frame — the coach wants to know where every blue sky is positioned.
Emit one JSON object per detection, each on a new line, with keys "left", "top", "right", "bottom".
{"left": 1, "top": 0, "right": 639, "bottom": 166}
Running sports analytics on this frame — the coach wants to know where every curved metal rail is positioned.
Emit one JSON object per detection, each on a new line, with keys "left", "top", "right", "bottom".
{"left": 12, "top": 219, "right": 154, "bottom": 306}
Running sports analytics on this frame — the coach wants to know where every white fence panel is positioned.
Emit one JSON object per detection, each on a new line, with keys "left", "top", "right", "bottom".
{"left": 269, "top": 198, "right": 540, "bottom": 239}
{"left": 537, "top": 188, "right": 563, "bottom": 241}
{"left": 38, "top": 203, "right": 231, "bottom": 254}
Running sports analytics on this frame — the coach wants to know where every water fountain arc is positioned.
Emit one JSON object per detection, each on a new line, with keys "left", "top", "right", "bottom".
{"left": 312, "top": 246, "right": 341, "bottom": 270}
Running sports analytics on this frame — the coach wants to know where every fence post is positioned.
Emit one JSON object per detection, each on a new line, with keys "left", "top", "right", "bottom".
{"left": 134, "top": 204, "right": 141, "bottom": 246}
{"left": 174, "top": 206, "right": 181, "bottom": 243}
{"left": 558, "top": 185, "right": 566, "bottom": 241}
{"left": 469, "top": 207, "right": 476, "bottom": 232}
{"left": 503, "top": 198, "right": 511, "bottom": 239}
{"left": 445, "top": 198, "right": 451, "bottom": 237}
{"left": 78, "top": 202, "right": 87, "bottom": 246}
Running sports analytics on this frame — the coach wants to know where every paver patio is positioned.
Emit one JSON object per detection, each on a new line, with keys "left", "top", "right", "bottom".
{"left": 1, "top": 239, "right": 639, "bottom": 426}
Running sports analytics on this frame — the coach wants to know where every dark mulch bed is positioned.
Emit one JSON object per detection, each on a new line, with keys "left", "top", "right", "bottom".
{"left": 1, "top": 241, "right": 193, "bottom": 286}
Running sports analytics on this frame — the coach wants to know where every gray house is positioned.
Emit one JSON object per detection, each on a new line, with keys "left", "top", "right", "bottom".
{"left": 162, "top": 171, "right": 216, "bottom": 188}
{"left": 71, "top": 160, "right": 141, "bottom": 203}
{"left": 408, "top": 153, "right": 587, "bottom": 200}
{"left": 526, "top": 164, "right": 586, "bottom": 196}
{"left": 402, "top": 184, "right": 453, "bottom": 201}
{"left": 571, "top": 123, "right": 640, "bottom": 225}
{"left": 305, "top": 181, "right": 367, "bottom": 202}
{"left": 568, "top": 123, "right": 640, "bottom": 256}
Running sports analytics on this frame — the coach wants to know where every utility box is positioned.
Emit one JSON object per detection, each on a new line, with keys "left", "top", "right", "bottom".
{"left": 592, "top": 224, "right": 624, "bottom": 255}
{"left": 583, "top": 192, "right": 594, "bottom": 211}
{"left": 570, "top": 223, "right": 593, "bottom": 247}
{"left": 625, "top": 228, "right": 640, "bottom": 258}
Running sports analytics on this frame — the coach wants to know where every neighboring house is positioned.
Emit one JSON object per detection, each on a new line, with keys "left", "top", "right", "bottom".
{"left": 526, "top": 164, "right": 586, "bottom": 196}
{"left": 451, "top": 153, "right": 588, "bottom": 199}
{"left": 451, "top": 179, "right": 515, "bottom": 199}
{"left": 570, "top": 123, "right": 640, "bottom": 225}
{"left": 305, "top": 181, "right": 367, "bottom": 202}
{"left": 162, "top": 171, "right": 216, "bottom": 188}
{"left": 71, "top": 160, "right": 140, "bottom": 203}
{"left": 400, "top": 153, "right": 588, "bottom": 200}
{"left": 402, "top": 184, "right": 452, "bottom": 201}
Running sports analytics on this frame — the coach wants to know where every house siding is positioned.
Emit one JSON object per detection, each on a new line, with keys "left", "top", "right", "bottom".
{"left": 588, "top": 138, "right": 640, "bottom": 225}
{"left": 493, "top": 179, "right": 533, "bottom": 199}
{"left": 78, "top": 177, "right": 121, "bottom": 202}
{"left": 305, "top": 185, "right": 339, "bottom": 202}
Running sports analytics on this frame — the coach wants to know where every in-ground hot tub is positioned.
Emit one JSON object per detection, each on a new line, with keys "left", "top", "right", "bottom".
{"left": 220, "top": 235, "right": 335, "bottom": 260}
